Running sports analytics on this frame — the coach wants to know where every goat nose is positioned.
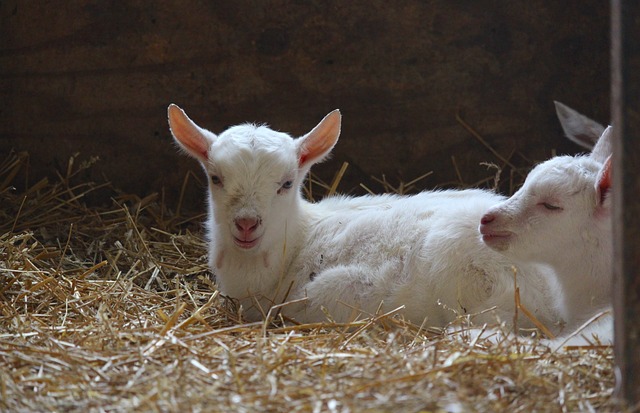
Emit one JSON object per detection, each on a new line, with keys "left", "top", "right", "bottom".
{"left": 235, "top": 217, "right": 260, "bottom": 233}
{"left": 480, "top": 213, "right": 495, "bottom": 225}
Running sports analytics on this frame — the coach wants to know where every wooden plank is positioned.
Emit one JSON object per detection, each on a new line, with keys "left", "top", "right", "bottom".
{"left": 611, "top": 0, "right": 640, "bottom": 406}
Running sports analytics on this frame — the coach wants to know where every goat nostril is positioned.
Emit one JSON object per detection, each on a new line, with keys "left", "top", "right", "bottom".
{"left": 235, "top": 218, "right": 260, "bottom": 233}
{"left": 480, "top": 214, "right": 495, "bottom": 225}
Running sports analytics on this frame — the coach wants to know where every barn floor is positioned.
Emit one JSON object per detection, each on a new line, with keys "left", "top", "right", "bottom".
{"left": 0, "top": 152, "right": 622, "bottom": 412}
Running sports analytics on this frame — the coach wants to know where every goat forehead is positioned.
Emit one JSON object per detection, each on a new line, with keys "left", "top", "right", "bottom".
{"left": 523, "top": 156, "right": 598, "bottom": 198}
{"left": 211, "top": 125, "right": 298, "bottom": 172}
{"left": 221, "top": 124, "right": 294, "bottom": 148}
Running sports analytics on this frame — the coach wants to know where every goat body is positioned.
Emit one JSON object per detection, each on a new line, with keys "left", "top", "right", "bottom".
{"left": 291, "top": 190, "right": 561, "bottom": 328}
{"left": 168, "top": 105, "right": 562, "bottom": 332}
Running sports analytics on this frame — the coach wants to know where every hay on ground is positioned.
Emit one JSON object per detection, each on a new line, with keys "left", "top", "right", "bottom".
{"left": 0, "top": 150, "right": 626, "bottom": 412}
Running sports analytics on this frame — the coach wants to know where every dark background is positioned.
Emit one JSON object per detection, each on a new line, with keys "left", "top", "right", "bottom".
{"left": 0, "top": 1, "right": 609, "bottom": 211}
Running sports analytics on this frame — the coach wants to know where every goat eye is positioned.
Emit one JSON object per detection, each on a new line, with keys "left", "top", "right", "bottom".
{"left": 541, "top": 202, "right": 562, "bottom": 211}
{"left": 277, "top": 180, "right": 293, "bottom": 195}
{"left": 210, "top": 175, "right": 222, "bottom": 186}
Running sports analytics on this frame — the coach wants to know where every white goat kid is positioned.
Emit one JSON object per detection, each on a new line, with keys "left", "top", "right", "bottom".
{"left": 168, "top": 105, "right": 340, "bottom": 320}
{"left": 168, "top": 105, "right": 562, "bottom": 331}
{"left": 480, "top": 126, "right": 613, "bottom": 345}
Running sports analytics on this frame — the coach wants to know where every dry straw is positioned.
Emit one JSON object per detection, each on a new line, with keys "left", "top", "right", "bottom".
{"left": 0, "top": 144, "right": 626, "bottom": 412}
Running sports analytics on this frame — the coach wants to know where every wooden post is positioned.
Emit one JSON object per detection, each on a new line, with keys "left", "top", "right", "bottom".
{"left": 611, "top": 0, "right": 640, "bottom": 406}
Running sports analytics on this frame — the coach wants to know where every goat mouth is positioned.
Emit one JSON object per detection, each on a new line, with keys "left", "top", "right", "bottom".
{"left": 480, "top": 230, "right": 513, "bottom": 250}
{"left": 233, "top": 236, "right": 261, "bottom": 250}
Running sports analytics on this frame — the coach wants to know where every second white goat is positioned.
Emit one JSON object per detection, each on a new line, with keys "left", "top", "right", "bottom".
{"left": 480, "top": 125, "right": 613, "bottom": 345}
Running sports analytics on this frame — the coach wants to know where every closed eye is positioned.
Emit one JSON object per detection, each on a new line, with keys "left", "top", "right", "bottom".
{"left": 540, "top": 202, "right": 562, "bottom": 211}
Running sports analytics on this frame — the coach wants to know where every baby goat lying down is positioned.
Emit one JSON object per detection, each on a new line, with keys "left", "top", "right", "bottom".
{"left": 480, "top": 122, "right": 613, "bottom": 346}
{"left": 168, "top": 105, "right": 563, "bottom": 332}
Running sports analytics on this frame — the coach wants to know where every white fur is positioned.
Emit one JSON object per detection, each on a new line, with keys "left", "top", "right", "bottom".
{"left": 168, "top": 105, "right": 563, "bottom": 333}
{"left": 480, "top": 125, "right": 614, "bottom": 346}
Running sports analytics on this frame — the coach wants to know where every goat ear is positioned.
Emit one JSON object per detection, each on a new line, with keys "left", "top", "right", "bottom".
{"left": 554, "top": 101, "right": 606, "bottom": 150}
{"left": 297, "top": 110, "right": 341, "bottom": 168}
{"left": 168, "top": 104, "right": 213, "bottom": 162}
{"left": 590, "top": 126, "right": 613, "bottom": 164}
{"left": 595, "top": 155, "right": 612, "bottom": 207}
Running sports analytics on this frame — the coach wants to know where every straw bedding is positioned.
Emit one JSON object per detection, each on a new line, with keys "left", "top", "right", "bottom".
{"left": 0, "top": 151, "right": 623, "bottom": 412}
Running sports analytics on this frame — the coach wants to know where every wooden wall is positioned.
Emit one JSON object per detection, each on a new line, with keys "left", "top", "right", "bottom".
{"left": 0, "top": 1, "right": 609, "bottom": 210}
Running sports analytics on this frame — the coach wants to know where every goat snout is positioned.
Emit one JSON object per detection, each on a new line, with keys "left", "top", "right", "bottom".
{"left": 480, "top": 213, "right": 495, "bottom": 226}
{"left": 479, "top": 212, "right": 512, "bottom": 251}
{"left": 232, "top": 216, "right": 263, "bottom": 250}
{"left": 235, "top": 217, "right": 261, "bottom": 234}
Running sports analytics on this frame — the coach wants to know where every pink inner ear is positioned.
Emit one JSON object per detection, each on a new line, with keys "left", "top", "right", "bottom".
{"left": 298, "top": 154, "right": 308, "bottom": 167}
{"left": 298, "top": 152, "right": 312, "bottom": 167}
{"left": 195, "top": 146, "right": 208, "bottom": 161}
{"left": 297, "top": 110, "right": 341, "bottom": 168}
{"left": 298, "top": 139, "right": 328, "bottom": 167}
{"left": 598, "top": 157, "right": 612, "bottom": 204}
{"left": 169, "top": 105, "right": 210, "bottom": 162}
{"left": 298, "top": 136, "right": 332, "bottom": 168}
{"left": 179, "top": 131, "right": 209, "bottom": 161}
